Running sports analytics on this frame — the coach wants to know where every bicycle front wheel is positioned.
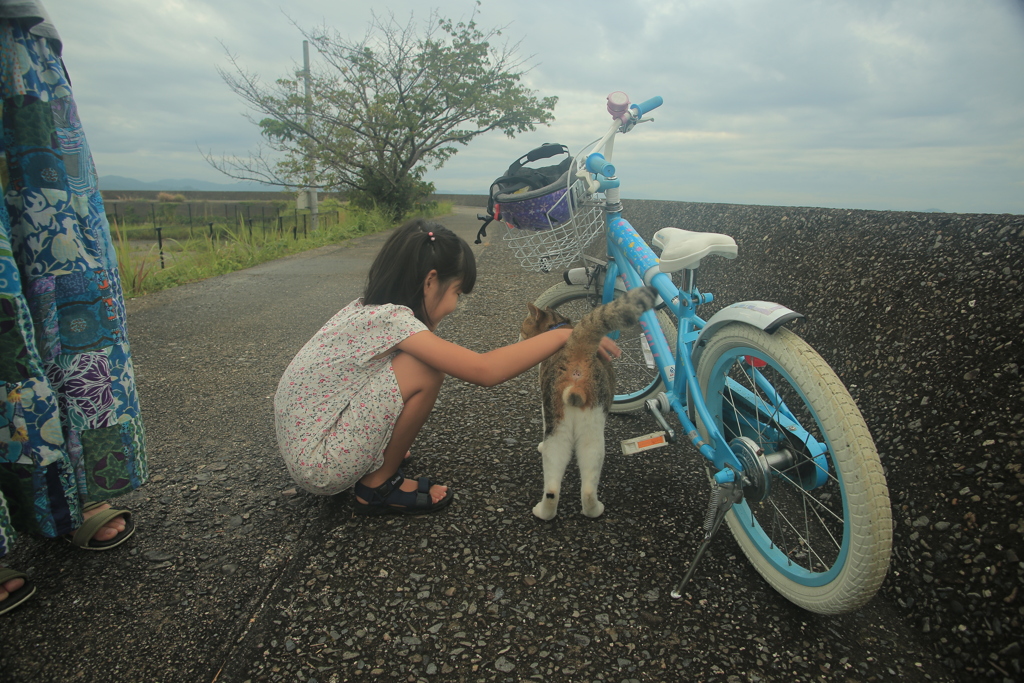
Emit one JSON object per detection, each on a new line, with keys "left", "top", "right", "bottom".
{"left": 533, "top": 282, "right": 676, "bottom": 413}
{"left": 695, "top": 322, "right": 892, "bottom": 614}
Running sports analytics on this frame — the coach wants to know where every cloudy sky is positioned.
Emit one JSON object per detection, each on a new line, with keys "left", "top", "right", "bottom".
{"left": 44, "top": 0, "right": 1024, "bottom": 214}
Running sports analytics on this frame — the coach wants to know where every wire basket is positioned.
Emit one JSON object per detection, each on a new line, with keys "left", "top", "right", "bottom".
{"left": 500, "top": 179, "right": 605, "bottom": 273}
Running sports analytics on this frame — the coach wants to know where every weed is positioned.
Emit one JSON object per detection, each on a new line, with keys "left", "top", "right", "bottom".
{"left": 112, "top": 217, "right": 158, "bottom": 297}
{"left": 112, "top": 202, "right": 452, "bottom": 297}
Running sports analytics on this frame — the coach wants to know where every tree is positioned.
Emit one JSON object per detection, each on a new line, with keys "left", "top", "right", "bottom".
{"left": 207, "top": 7, "right": 557, "bottom": 219}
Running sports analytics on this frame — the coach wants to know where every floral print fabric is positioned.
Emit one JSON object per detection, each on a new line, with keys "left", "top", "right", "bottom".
{"left": 275, "top": 299, "right": 427, "bottom": 495}
{"left": 0, "top": 21, "right": 147, "bottom": 556}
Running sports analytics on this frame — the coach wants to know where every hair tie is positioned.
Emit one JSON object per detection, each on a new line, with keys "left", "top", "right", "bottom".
{"left": 427, "top": 231, "right": 435, "bottom": 242}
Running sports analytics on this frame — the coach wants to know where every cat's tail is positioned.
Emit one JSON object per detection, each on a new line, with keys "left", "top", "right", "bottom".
{"left": 562, "top": 286, "right": 658, "bottom": 408}
{"left": 569, "top": 286, "right": 658, "bottom": 351}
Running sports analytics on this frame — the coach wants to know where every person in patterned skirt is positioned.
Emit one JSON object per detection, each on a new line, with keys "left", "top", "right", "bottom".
{"left": 0, "top": 0, "right": 147, "bottom": 614}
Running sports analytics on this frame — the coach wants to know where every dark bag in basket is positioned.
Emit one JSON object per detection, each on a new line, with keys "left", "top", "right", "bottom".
{"left": 488, "top": 143, "right": 577, "bottom": 231}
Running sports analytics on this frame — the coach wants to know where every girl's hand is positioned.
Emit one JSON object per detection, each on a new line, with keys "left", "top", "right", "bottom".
{"left": 597, "top": 336, "right": 622, "bottom": 362}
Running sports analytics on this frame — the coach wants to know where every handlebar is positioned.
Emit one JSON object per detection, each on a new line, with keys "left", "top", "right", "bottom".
{"left": 575, "top": 91, "right": 665, "bottom": 195}
{"left": 585, "top": 153, "right": 616, "bottom": 177}
{"left": 631, "top": 96, "right": 663, "bottom": 118}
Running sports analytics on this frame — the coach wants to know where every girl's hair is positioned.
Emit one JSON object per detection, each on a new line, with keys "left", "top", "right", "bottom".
{"left": 363, "top": 218, "right": 477, "bottom": 326}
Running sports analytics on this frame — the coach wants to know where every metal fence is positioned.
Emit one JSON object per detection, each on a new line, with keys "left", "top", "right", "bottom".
{"left": 112, "top": 201, "right": 346, "bottom": 268}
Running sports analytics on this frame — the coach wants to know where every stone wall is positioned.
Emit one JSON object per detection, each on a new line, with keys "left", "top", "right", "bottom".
{"left": 617, "top": 199, "right": 1023, "bottom": 675}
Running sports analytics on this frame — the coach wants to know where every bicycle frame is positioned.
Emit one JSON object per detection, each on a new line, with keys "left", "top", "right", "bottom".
{"left": 604, "top": 213, "right": 742, "bottom": 475}
{"left": 584, "top": 115, "right": 834, "bottom": 494}
{"left": 580, "top": 110, "right": 772, "bottom": 484}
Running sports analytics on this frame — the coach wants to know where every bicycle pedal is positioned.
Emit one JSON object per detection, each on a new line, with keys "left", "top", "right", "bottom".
{"left": 620, "top": 431, "right": 668, "bottom": 455}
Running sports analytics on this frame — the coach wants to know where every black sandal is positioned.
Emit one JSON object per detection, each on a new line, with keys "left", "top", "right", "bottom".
{"left": 353, "top": 471, "right": 453, "bottom": 516}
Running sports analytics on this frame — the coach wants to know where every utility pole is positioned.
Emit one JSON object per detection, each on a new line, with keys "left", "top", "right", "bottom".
{"left": 301, "top": 40, "right": 319, "bottom": 231}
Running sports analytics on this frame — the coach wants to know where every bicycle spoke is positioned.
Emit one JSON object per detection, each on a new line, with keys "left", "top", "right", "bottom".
{"left": 765, "top": 495, "right": 839, "bottom": 568}
{"left": 719, "top": 351, "right": 847, "bottom": 574}
{"left": 769, "top": 471, "right": 845, "bottom": 527}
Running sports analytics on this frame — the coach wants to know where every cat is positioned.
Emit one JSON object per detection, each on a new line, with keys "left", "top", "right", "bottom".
{"left": 520, "top": 286, "right": 657, "bottom": 520}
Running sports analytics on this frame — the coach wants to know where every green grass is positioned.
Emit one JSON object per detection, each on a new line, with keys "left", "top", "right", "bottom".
{"left": 113, "top": 201, "right": 452, "bottom": 297}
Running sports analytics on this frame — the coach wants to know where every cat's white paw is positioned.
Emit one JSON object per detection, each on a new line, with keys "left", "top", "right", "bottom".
{"left": 537, "top": 442, "right": 544, "bottom": 453}
{"left": 581, "top": 499, "right": 605, "bottom": 518}
{"left": 532, "top": 498, "right": 558, "bottom": 521}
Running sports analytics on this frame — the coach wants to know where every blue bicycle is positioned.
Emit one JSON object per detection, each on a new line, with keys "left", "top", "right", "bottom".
{"left": 487, "top": 92, "right": 893, "bottom": 615}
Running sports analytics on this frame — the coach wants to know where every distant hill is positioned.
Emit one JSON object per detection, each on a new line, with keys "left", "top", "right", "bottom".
{"left": 98, "top": 175, "right": 280, "bottom": 193}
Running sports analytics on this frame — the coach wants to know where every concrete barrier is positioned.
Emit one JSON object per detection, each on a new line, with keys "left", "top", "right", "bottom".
{"left": 619, "top": 199, "right": 1024, "bottom": 672}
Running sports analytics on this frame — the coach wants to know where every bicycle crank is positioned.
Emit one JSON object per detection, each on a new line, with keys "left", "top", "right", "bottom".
{"left": 644, "top": 392, "right": 677, "bottom": 442}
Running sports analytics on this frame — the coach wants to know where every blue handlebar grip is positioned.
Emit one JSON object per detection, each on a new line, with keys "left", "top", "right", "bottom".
{"left": 586, "top": 153, "right": 616, "bottom": 177}
{"left": 631, "top": 96, "right": 664, "bottom": 117}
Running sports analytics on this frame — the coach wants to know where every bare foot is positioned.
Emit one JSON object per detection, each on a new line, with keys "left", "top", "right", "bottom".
{"left": 81, "top": 503, "right": 128, "bottom": 542}
{"left": 0, "top": 577, "right": 25, "bottom": 603}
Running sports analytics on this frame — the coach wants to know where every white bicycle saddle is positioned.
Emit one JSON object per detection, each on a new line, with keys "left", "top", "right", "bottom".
{"left": 652, "top": 227, "right": 738, "bottom": 272}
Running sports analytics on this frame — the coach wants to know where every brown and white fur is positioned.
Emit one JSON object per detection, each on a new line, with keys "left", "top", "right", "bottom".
{"left": 520, "top": 287, "right": 657, "bottom": 520}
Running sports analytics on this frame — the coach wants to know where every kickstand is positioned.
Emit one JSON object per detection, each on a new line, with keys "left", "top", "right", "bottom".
{"left": 670, "top": 480, "right": 742, "bottom": 599}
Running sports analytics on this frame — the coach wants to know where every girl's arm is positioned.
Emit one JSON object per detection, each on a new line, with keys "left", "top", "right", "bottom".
{"left": 396, "top": 328, "right": 574, "bottom": 387}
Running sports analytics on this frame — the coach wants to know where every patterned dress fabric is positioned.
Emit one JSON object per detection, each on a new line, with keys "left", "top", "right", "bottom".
{"left": 0, "top": 18, "right": 147, "bottom": 556}
{"left": 275, "top": 299, "right": 426, "bottom": 495}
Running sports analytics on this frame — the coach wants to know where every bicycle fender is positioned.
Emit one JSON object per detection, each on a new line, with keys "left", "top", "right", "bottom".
{"left": 691, "top": 301, "right": 804, "bottom": 366}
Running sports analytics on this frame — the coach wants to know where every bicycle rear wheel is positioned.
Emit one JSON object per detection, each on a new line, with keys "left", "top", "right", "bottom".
{"left": 533, "top": 282, "right": 676, "bottom": 413}
{"left": 695, "top": 322, "right": 891, "bottom": 614}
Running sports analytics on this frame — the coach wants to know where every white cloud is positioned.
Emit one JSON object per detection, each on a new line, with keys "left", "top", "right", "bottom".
{"left": 41, "top": 0, "right": 1024, "bottom": 213}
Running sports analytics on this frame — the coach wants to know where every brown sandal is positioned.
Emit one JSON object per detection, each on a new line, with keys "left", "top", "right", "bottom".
{"left": 66, "top": 502, "right": 136, "bottom": 550}
{"left": 0, "top": 568, "right": 35, "bottom": 615}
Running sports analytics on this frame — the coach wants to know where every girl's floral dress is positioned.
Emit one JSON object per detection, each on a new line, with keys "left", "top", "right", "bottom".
{"left": 275, "top": 299, "right": 427, "bottom": 495}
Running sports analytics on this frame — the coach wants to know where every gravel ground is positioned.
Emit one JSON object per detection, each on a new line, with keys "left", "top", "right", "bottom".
{"left": 0, "top": 203, "right": 1021, "bottom": 683}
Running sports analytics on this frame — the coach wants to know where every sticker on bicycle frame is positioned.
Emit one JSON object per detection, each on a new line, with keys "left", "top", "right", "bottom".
{"left": 640, "top": 333, "right": 655, "bottom": 369}
{"left": 621, "top": 431, "right": 668, "bottom": 455}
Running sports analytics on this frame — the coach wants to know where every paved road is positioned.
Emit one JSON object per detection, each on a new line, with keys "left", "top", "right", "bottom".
{"left": 1, "top": 207, "right": 951, "bottom": 682}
